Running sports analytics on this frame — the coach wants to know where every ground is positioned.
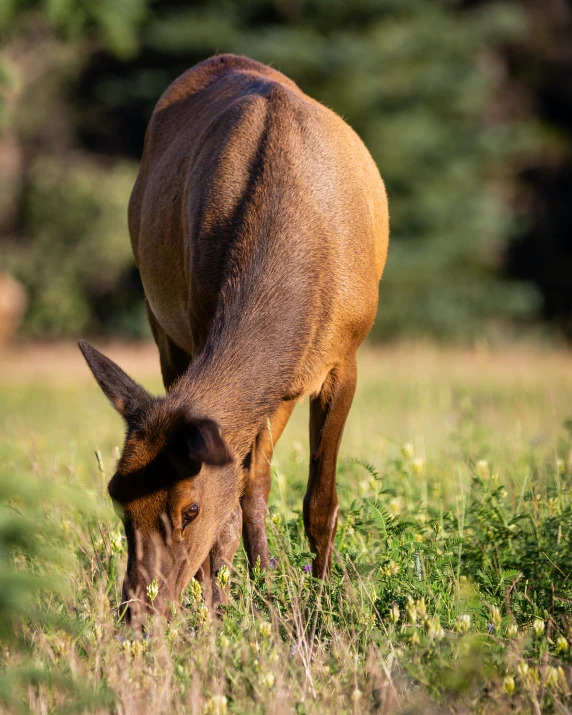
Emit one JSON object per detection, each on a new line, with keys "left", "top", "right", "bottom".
{"left": 1, "top": 342, "right": 572, "bottom": 713}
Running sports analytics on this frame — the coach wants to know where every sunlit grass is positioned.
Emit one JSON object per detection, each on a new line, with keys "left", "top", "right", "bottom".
{"left": 1, "top": 343, "right": 572, "bottom": 713}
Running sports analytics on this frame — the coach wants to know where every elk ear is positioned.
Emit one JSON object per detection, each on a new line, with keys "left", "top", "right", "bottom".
{"left": 78, "top": 340, "right": 151, "bottom": 419}
{"left": 187, "top": 418, "right": 232, "bottom": 466}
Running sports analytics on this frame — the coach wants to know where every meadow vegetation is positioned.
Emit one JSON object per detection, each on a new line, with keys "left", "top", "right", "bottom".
{"left": 1, "top": 343, "right": 572, "bottom": 713}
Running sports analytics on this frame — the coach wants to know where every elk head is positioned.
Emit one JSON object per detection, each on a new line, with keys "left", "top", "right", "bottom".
{"left": 79, "top": 341, "right": 241, "bottom": 619}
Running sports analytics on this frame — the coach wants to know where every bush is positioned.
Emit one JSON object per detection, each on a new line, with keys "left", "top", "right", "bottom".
{"left": 5, "top": 157, "right": 147, "bottom": 338}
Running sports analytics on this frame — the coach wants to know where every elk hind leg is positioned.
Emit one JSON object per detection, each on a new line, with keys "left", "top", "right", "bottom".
{"left": 303, "top": 356, "right": 357, "bottom": 578}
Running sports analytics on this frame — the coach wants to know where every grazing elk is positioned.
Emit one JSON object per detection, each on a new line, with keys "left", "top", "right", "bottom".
{"left": 79, "top": 54, "right": 389, "bottom": 619}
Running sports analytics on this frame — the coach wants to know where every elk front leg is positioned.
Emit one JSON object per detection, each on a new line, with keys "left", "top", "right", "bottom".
{"left": 194, "top": 506, "right": 242, "bottom": 610}
{"left": 241, "top": 400, "right": 295, "bottom": 570}
{"left": 304, "top": 355, "right": 357, "bottom": 579}
{"left": 211, "top": 505, "right": 243, "bottom": 608}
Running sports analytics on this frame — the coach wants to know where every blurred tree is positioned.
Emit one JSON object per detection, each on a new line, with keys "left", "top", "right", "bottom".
{"left": 498, "top": 0, "right": 572, "bottom": 338}
{"left": 0, "top": 0, "right": 147, "bottom": 59}
{"left": 0, "top": 0, "right": 552, "bottom": 340}
{"left": 1, "top": 2, "right": 148, "bottom": 337}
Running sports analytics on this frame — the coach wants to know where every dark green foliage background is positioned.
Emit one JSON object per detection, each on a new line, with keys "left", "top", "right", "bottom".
{"left": 1, "top": 0, "right": 569, "bottom": 340}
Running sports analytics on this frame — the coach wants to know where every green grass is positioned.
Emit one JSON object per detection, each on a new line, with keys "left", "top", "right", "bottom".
{"left": 1, "top": 343, "right": 572, "bottom": 713}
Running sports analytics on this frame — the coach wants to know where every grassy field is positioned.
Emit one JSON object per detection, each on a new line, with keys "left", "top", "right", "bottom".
{"left": 1, "top": 342, "right": 572, "bottom": 713}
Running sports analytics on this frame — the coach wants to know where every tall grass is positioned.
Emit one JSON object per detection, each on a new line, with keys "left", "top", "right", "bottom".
{"left": 1, "top": 345, "right": 572, "bottom": 713}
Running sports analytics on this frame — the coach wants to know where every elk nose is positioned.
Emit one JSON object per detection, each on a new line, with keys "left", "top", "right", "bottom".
{"left": 121, "top": 579, "right": 170, "bottom": 622}
{"left": 120, "top": 580, "right": 152, "bottom": 622}
{"left": 121, "top": 580, "right": 133, "bottom": 624}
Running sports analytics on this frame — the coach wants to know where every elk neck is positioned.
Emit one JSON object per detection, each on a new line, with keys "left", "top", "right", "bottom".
{"left": 169, "top": 228, "right": 316, "bottom": 458}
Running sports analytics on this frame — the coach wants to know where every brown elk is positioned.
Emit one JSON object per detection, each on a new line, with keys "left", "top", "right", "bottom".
{"left": 79, "top": 54, "right": 389, "bottom": 619}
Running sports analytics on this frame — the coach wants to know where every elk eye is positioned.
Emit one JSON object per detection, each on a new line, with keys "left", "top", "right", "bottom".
{"left": 182, "top": 503, "right": 200, "bottom": 529}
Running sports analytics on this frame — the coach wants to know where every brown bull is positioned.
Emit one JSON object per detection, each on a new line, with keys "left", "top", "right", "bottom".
{"left": 79, "top": 54, "right": 389, "bottom": 619}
